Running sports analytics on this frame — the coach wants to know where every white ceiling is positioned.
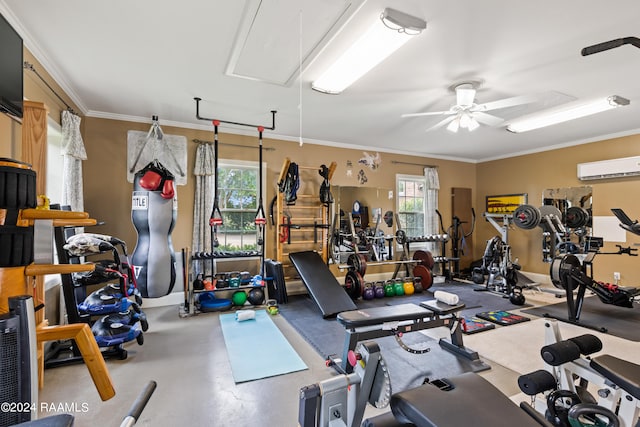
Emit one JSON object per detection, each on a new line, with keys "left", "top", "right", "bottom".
{"left": 3, "top": 0, "right": 640, "bottom": 162}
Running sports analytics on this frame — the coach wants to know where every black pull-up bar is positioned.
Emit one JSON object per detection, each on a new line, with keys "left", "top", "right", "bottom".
{"left": 193, "top": 97, "right": 277, "bottom": 130}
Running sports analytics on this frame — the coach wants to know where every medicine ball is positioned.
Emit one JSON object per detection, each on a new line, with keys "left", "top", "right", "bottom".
{"left": 247, "top": 287, "right": 265, "bottom": 305}
{"left": 232, "top": 291, "right": 247, "bottom": 306}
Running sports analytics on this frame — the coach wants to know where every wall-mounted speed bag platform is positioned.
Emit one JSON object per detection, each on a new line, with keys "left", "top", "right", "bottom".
{"left": 131, "top": 171, "right": 177, "bottom": 298}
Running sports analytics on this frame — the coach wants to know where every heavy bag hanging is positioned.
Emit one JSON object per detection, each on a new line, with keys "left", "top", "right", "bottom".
{"left": 131, "top": 160, "right": 177, "bottom": 298}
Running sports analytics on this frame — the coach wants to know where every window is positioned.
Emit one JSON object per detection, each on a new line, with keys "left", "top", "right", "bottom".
{"left": 396, "top": 173, "right": 438, "bottom": 251}
{"left": 397, "top": 175, "right": 425, "bottom": 236}
{"left": 217, "top": 160, "right": 265, "bottom": 252}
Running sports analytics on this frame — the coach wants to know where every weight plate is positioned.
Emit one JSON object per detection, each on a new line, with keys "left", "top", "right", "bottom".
{"left": 513, "top": 205, "right": 541, "bottom": 230}
{"left": 344, "top": 270, "right": 363, "bottom": 299}
{"left": 347, "top": 253, "right": 367, "bottom": 276}
{"left": 565, "top": 206, "right": 589, "bottom": 228}
{"left": 412, "top": 250, "right": 435, "bottom": 270}
{"left": 549, "top": 254, "right": 581, "bottom": 290}
{"left": 412, "top": 265, "right": 433, "bottom": 290}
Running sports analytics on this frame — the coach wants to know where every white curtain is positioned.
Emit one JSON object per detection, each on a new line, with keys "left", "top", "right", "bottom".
{"left": 61, "top": 110, "right": 87, "bottom": 212}
{"left": 424, "top": 167, "right": 440, "bottom": 254}
{"left": 192, "top": 143, "right": 215, "bottom": 277}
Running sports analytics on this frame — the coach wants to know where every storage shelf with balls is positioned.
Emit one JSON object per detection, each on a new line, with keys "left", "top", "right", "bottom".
{"left": 193, "top": 273, "right": 268, "bottom": 313}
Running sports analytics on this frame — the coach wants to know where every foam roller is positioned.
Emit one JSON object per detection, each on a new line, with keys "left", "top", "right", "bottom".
{"left": 434, "top": 290, "right": 459, "bottom": 305}
{"left": 236, "top": 310, "right": 256, "bottom": 322}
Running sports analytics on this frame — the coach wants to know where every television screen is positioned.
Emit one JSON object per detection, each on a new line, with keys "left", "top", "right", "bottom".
{"left": 0, "top": 13, "right": 24, "bottom": 119}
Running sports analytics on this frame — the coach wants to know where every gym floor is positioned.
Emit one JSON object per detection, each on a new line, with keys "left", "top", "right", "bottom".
{"left": 36, "top": 283, "right": 633, "bottom": 426}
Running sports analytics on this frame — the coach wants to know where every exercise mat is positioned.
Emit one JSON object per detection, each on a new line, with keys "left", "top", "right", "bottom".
{"left": 219, "top": 309, "right": 307, "bottom": 383}
{"left": 476, "top": 310, "right": 530, "bottom": 326}
{"left": 522, "top": 296, "right": 640, "bottom": 341}
{"left": 279, "top": 280, "right": 528, "bottom": 358}
{"left": 460, "top": 316, "right": 496, "bottom": 334}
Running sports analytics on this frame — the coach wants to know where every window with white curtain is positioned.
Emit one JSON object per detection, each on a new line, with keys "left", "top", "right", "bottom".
{"left": 396, "top": 173, "right": 439, "bottom": 252}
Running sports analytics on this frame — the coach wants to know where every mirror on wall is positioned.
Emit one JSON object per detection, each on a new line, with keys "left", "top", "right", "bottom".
{"left": 540, "top": 185, "right": 593, "bottom": 259}
{"left": 330, "top": 186, "right": 395, "bottom": 263}
{"left": 542, "top": 186, "right": 593, "bottom": 229}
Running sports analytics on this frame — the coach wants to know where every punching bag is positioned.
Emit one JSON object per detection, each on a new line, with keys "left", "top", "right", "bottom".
{"left": 131, "top": 161, "right": 177, "bottom": 298}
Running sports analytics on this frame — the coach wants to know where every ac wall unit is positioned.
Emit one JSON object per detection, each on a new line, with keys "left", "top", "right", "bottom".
{"left": 577, "top": 156, "right": 640, "bottom": 180}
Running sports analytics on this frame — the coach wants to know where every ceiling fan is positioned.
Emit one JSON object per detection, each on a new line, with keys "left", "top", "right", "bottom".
{"left": 402, "top": 82, "right": 538, "bottom": 132}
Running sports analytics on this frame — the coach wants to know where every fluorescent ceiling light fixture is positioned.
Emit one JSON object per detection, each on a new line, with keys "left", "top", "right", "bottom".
{"left": 506, "top": 95, "right": 630, "bottom": 133}
{"left": 311, "top": 8, "right": 426, "bottom": 94}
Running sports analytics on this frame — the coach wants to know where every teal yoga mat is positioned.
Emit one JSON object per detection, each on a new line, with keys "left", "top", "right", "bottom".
{"left": 220, "top": 309, "right": 308, "bottom": 383}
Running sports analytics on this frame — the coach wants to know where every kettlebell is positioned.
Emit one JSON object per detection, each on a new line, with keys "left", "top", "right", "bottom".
{"left": 510, "top": 289, "right": 526, "bottom": 305}
{"left": 384, "top": 281, "right": 395, "bottom": 297}
{"left": 413, "top": 277, "right": 423, "bottom": 293}
{"left": 374, "top": 282, "right": 386, "bottom": 298}
{"left": 403, "top": 279, "right": 415, "bottom": 295}
{"left": 363, "top": 284, "right": 375, "bottom": 300}
{"left": 394, "top": 280, "right": 405, "bottom": 296}
{"left": 193, "top": 274, "right": 205, "bottom": 291}
{"left": 546, "top": 390, "right": 581, "bottom": 427}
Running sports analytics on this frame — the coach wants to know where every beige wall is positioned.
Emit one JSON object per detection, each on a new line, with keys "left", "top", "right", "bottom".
{"left": 6, "top": 44, "right": 640, "bottom": 287}
{"left": 81, "top": 116, "right": 476, "bottom": 273}
{"left": 477, "top": 134, "right": 640, "bottom": 284}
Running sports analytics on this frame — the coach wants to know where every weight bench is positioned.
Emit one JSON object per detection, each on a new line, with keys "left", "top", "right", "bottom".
{"left": 363, "top": 372, "right": 546, "bottom": 427}
{"left": 336, "top": 300, "right": 487, "bottom": 373}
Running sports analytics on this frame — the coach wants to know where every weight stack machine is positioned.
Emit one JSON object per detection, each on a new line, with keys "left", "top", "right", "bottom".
{"left": 0, "top": 295, "right": 38, "bottom": 426}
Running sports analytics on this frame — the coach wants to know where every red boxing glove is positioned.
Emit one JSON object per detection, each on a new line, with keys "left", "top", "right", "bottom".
{"left": 161, "top": 179, "right": 175, "bottom": 199}
{"left": 139, "top": 170, "right": 162, "bottom": 191}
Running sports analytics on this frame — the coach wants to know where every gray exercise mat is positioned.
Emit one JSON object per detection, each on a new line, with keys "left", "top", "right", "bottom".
{"left": 522, "top": 296, "right": 640, "bottom": 341}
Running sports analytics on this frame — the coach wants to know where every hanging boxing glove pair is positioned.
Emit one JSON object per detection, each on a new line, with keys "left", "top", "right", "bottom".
{"left": 135, "top": 160, "right": 175, "bottom": 199}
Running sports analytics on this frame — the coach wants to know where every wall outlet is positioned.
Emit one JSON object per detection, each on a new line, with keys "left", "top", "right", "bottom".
{"left": 613, "top": 272, "right": 621, "bottom": 281}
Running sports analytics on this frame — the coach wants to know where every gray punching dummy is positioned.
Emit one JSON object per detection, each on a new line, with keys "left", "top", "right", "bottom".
{"left": 131, "top": 161, "right": 177, "bottom": 298}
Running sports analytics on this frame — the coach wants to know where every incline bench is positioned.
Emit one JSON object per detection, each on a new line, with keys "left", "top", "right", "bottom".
{"left": 335, "top": 299, "right": 487, "bottom": 373}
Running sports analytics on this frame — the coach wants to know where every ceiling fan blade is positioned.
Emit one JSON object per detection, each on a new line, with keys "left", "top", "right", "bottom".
{"left": 401, "top": 110, "right": 453, "bottom": 118}
{"left": 425, "top": 116, "right": 456, "bottom": 132}
{"left": 473, "top": 111, "right": 504, "bottom": 126}
{"left": 474, "top": 94, "right": 541, "bottom": 112}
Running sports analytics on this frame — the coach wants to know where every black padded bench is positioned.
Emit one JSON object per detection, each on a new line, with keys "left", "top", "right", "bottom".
{"left": 336, "top": 300, "right": 485, "bottom": 373}
{"left": 363, "top": 372, "right": 547, "bottom": 427}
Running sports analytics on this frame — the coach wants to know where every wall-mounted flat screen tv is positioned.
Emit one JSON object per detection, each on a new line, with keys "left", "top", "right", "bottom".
{"left": 0, "top": 13, "right": 24, "bottom": 119}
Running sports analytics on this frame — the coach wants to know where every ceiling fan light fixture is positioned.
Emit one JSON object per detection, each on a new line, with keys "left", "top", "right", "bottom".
{"left": 467, "top": 116, "right": 480, "bottom": 131}
{"left": 446, "top": 117, "right": 460, "bottom": 133}
{"left": 506, "top": 95, "right": 630, "bottom": 133}
{"left": 311, "top": 8, "right": 426, "bottom": 94}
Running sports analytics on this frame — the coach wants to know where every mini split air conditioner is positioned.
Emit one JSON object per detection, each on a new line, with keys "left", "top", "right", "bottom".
{"left": 577, "top": 156, "right": 640, "bottom": 180}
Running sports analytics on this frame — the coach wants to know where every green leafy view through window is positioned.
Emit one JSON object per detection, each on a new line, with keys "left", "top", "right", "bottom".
{"left": 217, "top": 164, "right": 259, "bottom": 252}
{"left": 397, "top": 177, "right": 426, "bottom": 238}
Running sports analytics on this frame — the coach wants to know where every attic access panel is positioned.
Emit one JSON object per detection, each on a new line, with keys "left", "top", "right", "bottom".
{"left": 226, "top": 0, "right": 366, "bottom": 86}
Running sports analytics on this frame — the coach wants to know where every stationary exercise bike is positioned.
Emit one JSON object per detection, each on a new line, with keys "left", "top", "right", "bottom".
{"left": 517, "top": 320, "right": 639, "bottom": 427}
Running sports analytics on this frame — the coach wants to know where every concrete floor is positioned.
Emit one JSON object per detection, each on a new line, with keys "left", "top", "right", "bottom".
{"left": 35, "top": 285, "right": 633, "bottom": 426}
